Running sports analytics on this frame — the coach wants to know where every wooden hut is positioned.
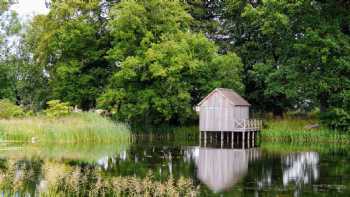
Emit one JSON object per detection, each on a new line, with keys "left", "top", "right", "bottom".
{"left": 196, "top": 88, "right": 262, "bottom": 148}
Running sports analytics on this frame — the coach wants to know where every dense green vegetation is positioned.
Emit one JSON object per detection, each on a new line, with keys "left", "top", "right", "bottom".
{"left": 261, "top": 118, "right": 350, "bottom": 143}
{"left": 0, "top": 0, "right": 349, "bottom": 131}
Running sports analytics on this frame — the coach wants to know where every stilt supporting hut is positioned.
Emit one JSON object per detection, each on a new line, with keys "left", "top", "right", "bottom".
{"left": 195, "top": 88, "right": 262, "bottom": 149}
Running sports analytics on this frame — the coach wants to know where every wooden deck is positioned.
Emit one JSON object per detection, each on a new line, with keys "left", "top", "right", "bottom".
{"left": 232, "top": 119, "right": 262, "bottom": 132}
{"left": 201, "top": 119, "right": 262, "bottom": 132}
{"left": 199, "top": 119, "right": 262, "bottom": 149}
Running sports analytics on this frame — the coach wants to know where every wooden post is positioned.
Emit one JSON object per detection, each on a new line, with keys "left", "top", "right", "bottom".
{"left": 242, "top": 132, "right": 245, "bottom": 149}
{"left": 221, "top": 131, "right": 223, "bottom": 148}
{"left": 199, "top": 131, "right": 202, "bottom": 147}
{"left": 252, "top": 131, "right": 255, "bottom": 147}
{"left": 247, "top": 132, "right": 250, "bottom": 148}
{"left": 209, "top": 132, "right": 212, "bottom": 144}
{"left": 204, "top": 131, "right": 207, "bottom": 147}
{"left": 231, "top": 132, "right": 234, "bottom": 148}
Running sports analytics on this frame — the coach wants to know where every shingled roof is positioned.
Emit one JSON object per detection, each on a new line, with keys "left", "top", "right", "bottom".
{"left": 197, "top": 88, "right": 250, "bottom": 107}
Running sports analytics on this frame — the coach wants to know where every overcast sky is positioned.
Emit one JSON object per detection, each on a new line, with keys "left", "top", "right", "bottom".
{"left": 11, "top": 0, "right": 49, "bottom": 17}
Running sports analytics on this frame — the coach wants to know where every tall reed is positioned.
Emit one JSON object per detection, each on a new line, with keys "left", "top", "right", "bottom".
{"left": 261, "top": 118, "right": 350, "bottom": 143}
{"left": 0, "top": 112, "right": 130, "bottom": 144}
{"left": 0, "top": 159, "right": 200, "bottom": 196}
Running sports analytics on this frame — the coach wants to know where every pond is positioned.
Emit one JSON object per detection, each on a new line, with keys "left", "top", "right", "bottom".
{"left": 0, "top": 137, "right": 349, "bottom": 196}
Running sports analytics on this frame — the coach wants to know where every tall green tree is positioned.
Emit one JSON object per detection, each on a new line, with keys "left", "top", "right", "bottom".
{"left": 0, "top": 0, "right": 21, "bottom": 101}
{"left": 26, "top": 0, "right": 113, "bottom": 110}
{"left": 218, "top": 0, "right": 350, "bottom": 117}
{"left": 99, "top": 0, "right": 244, "bottom": 125}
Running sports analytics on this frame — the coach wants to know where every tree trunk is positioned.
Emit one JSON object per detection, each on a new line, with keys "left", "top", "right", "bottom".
{"left": 319, "top": 92, "right": 329, "bottom": 113}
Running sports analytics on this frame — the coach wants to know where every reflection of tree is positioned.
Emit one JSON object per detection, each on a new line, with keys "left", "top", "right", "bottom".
{"left": 97, "top": 145, "right": 197, "bottom": 181}
{"left": 253, "top": 152, "right": 320, "bottom": 197}
{"left": 282, "top": 152, "right": 319, "bottom": 185}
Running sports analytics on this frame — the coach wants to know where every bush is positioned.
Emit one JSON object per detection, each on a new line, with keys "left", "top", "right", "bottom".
{"left": 44, "top": 100, "right": 72, "bottom": 118}
{"left": 0, "top": 99, "right": 24, "bottom": 119}
{"left": 320, "top": 108, "right": 350, "bottom": 132}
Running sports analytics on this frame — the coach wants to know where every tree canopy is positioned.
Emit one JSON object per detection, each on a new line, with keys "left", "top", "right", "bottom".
{"left": 0, "top": 0, "right": 349, "bottom": 129}
{"left": 98, "top": 0, "right": 243, "bottom": 125}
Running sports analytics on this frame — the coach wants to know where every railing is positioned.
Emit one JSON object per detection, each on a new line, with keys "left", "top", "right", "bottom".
{"left": 233, "top": 119, "right": 262, "bottom": 131}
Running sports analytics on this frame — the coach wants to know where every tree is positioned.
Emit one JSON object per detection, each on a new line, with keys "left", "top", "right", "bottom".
{"left": 0, "top": 0, "right": 21, "bottom": 101}
{"left": 217, "top": 0, "right": 350, "bottom": 117}
{"left": 184, "top": 0, "right": 222, "bottom": 37}
{"left": 25, "top": 0, "right": 113, "bottom": 110}
{"left": 99, "top": 0, "right": 244, "bottom": 125}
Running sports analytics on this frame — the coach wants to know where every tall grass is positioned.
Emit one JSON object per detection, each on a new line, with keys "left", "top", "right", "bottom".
{"left": 0, "top": 112, "right": 130, "bottom": 144}
{"left": 261, "top": 118, "right": 350, "bottom": 143}
{"left": 0, "top": 159, "right": 200, "bottom": 196}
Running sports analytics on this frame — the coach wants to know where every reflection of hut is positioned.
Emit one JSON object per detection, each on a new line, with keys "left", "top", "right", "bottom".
{"left": 192, "top": 147, "right": 260, "bottom": 192}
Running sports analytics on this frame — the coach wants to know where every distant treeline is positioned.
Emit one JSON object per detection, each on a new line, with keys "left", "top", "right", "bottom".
{"left": 0, "top": 0, "right": 349, "bottom": 129}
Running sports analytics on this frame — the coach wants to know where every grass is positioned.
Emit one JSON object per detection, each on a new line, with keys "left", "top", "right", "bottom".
{"left": 261, "top": 118, "right": 350, "bottom": 143}
{"left": 0, "top": 112, "right": 130, "bottom": 144}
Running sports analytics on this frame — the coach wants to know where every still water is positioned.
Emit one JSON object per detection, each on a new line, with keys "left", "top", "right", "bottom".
{"left": 0, "top": 139, "right": 349, "bottom": 196}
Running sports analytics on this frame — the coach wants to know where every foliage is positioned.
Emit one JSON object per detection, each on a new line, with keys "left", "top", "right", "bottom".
{"left": 0, "top": 0, "right": 349, "bottom": 130}
{"left": 0, "top": 0, "right": 20, "bottom": 102}
{"left": 99, "top": 0, "right": 243, "bottom": 125}
{"left": 0, "top": 99, "right": 24, "bottom": 119}
{"left": 0, "top": 112, "right": 130, "bottom": 144}
{"left": 320, "top": 108, "right": 350, "bottom": 132}
{"left": 44, "top": 100, "right": 72, "bottom": 118}
{"left": 25, "top": 0, "right": 112, "bottom": 110}
{"left": 216, "top": 0, "right": 350, "bottom": 118}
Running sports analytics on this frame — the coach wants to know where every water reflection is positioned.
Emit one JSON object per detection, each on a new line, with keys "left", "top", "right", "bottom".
{"left": 192, "top": 147, "right": 261, "bottom": 192}
{"left": 282, "top": 152, "right": 319, "bottom": 186}
{"left": 0, "top": 141, "right": 347, "bottom": 196}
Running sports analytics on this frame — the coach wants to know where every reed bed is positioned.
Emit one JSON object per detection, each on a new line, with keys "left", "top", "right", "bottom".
{"left": 0, "top": 159, "right": 200, "bottom": 196}
{"left": 261, "top": 119, "right": 350, "bottom": 143}
{"left": 0, "top": 112, "right": 130, "bottom": 144}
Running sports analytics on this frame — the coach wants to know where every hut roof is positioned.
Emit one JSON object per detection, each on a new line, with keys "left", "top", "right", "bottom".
{"left": 197, "top": 88, "right": 250, "bottom": 107}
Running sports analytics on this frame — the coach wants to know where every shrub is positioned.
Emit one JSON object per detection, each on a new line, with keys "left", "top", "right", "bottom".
{"left": 320, "top": 108, "right": 350, "bottom": 132}
{"left": 0, "top": 99, "right": 24, "bottom": 119}
{"left": 44, "top": 100, "right": 72, "bottom": 118}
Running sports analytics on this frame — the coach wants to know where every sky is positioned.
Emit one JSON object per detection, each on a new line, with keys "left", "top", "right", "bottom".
{"left": 10, "top": 0, "right": 49, "bottom": 18}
